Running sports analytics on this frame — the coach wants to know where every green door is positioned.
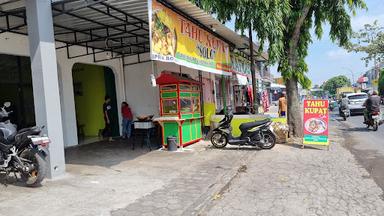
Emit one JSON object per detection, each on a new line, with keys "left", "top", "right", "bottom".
{"left": 104, "top": 67, "right": 120, "bottom": 137}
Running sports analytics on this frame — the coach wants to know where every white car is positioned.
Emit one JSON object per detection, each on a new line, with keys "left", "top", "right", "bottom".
{"left": 346, "top": 93, "right": 368, "bottom": 115}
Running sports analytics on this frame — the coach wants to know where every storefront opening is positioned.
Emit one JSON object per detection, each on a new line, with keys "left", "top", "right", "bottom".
{"left": 72, "top": 63, "right": 119, "bottom": 144}
{"left": 0, "top": 54, "right": 35, "bottom": 129}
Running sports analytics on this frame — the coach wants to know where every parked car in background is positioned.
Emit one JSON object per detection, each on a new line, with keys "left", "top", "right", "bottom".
{"left": 345, "top": 93, "right": 368, "bottom": 115}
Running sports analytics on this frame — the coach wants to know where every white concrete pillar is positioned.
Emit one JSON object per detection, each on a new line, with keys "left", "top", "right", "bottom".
{"left": 26, "top": 0, "right": 65, "bottom": 178}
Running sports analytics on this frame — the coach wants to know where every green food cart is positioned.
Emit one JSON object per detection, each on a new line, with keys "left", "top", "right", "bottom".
{"left": 155, "top": 71, "right": 203, "bottom": 148}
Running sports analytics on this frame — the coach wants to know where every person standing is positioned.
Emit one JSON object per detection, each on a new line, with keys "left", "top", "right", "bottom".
{"left": 278, "top": 92, "right": 287, "bottom": 117}
{"left": 103, "top": 95, "right": 113, "bottom": 141}
{"left": 121, "top": 102, "right": 133, "bottom": 139}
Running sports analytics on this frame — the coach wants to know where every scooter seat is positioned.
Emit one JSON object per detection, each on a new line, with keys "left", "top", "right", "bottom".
{"left": 239, "top": 119, "right": 270, "bottom": 131}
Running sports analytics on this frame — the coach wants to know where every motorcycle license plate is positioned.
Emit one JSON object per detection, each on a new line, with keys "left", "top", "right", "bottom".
{"left": 372, "top": 115, "right": 379, "bottom": 119}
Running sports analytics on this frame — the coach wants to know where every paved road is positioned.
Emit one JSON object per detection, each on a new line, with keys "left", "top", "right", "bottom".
{"left": 342, "top": 107, "right": 384, "bottom": 137}
{"left": 335, "top": 105, "right": 384, "bottom": 191}
{"left": 204, "top": 122, "right": 384, "bottom": 216}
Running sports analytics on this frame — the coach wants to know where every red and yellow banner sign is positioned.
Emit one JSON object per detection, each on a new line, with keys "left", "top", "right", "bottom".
{"left": 148, "top": 0, "right": 231, "bottom": 75}
{"left": 303, "top": 100, "right": 329, "bottom": 146}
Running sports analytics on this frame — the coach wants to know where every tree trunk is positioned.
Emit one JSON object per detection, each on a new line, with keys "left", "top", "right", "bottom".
{"left": 286, "top": 77, "right": 303, "bottom": 138}
{"left": 285, "top": 5, "right": 311, "bottom": 138}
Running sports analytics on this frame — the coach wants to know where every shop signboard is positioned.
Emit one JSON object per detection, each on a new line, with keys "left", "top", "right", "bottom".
{"left": 303, "top": 99, "right": 329, "bottom": 147}
{"left": 148, "top": 0, "right": 231, "bottom": 75}
{"left": 230, "top": 53, "right": 251, "bottom": 76}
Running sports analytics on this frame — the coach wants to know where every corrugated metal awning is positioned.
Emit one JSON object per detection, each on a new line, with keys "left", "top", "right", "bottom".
{"left": 0, "top": 0, "right": 267, "bottom": 63}
{"left": 0, "top": 0, "right": 24, "bottom": 12}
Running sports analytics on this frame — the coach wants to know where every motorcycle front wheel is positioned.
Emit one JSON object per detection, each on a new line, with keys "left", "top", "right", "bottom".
{"left": 20, "top": 150, "right": 47, "bottom": 187}
{"left": 211, "top": 132, "right": 228, "bottom": 148}
{"left": 260, "top": 131, "right": 276, "bottom": 149}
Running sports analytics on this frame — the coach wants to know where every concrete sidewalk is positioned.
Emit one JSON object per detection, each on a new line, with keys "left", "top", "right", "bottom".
{"left": 264, "top": 104, "right": 279, "bottom": 118}
{"left": 2, "top": 121, "right": 383, "bottom": 216}
{"left": 0, "top": 140, "right": 256, "bottom": 216}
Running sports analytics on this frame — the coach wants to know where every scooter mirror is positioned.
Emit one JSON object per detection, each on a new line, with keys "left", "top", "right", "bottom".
{"left": 3, "top": 102, "right": 11, "bottom": 108}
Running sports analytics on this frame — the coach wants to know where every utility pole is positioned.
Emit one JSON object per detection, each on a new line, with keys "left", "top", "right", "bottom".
{"left": 342, "top": 67, "right": 355, "bottom": 84}
{"left": 249, "top": 25, "right": 258, "bottom": 114}
{"left": 374, "top": 55, "right": 379, "bottom": 80}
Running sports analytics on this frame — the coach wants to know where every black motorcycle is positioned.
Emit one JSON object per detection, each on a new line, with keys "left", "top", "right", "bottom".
{"left": 0, "top": 104, "right": 49, "bottom": 187}
{"left": 364, "top": 111, "right": 382, "bottom": 131}
{"left": 211, "top": 112, "right": 276, "bottom": 149}
{"left": 339, "top": 108, "right": 350, "bottom": 121}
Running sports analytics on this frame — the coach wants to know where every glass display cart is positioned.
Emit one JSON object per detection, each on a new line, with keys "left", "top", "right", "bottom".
{"left": 154, "top": 71, "right": 203, "bottom": 148}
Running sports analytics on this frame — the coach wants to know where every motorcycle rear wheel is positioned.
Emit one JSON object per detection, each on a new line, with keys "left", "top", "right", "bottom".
{"left": 211, "top": 132, "right": 228, "bottom": 148}
{"left": 20, "top": 150, "right": 47, "bottom": 187}
{"left": 260, "top": 131, "right": 276, "bottom": 149}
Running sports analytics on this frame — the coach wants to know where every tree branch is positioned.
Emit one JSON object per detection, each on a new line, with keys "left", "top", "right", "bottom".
{"left": 292, "top": 6, "right": 311, "bottom": 46}
{"left": 288, "top": 5, "right": 312, "bottom": 67}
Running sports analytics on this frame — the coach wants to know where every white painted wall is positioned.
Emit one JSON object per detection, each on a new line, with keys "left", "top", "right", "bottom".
{"left": 0, "top": 32, "right": 220, "bottom": 148}
{"left": 124, "top": 61, "right": 159, "bottom": 118}
{"left": 123, "top": 60, "right": 212, "bottom": 120}
{"left": 0, "top": 32, "right": 125, "bottom": 147}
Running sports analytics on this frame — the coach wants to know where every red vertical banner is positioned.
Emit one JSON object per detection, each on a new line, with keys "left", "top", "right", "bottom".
{"left": 303, "top": 100, "right": 329, "bottom": 146}
{"left": 262, "top": 90, "right": 270, "bottom": 112}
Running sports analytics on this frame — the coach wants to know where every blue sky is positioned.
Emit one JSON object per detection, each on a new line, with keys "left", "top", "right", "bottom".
{"left": 225, "top": 0, "right": 384, "bottom": 86}
{"left": 302, "top": 0, "right": 384, "bottom": 86}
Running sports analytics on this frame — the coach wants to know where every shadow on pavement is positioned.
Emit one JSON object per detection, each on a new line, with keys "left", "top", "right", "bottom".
{"left": 339, "top": 127, "right": 371, "bottom": 133}
{"left": 279, "top": 143, "right": 324, "bottom": 150}
{"left": 206, "top": 143, "right": 324, "bottom": 151}
{"left": 65, "top": 139, "right": 161, "bottom": 168}
{"left": 205, "top": 145, "right": 261, "bottom": 151}
{"left": 335, "top": 118, "right": 348, "bottom": 122}
{"left": 0, "top": 173, "right": 44, "bottom": 188}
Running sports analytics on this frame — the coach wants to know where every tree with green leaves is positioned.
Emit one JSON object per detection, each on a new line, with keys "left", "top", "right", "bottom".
{"left": 193, "top": 0, "right": 366, "bottom": 137}
{"left": 346, "top": 21, "right": 384, "bottom": 66}
{"left": 379, "top": 68, "right": 384, "bottom": 96}
{"left": 321, "top": 75, "right": 351, "bottom": 96}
